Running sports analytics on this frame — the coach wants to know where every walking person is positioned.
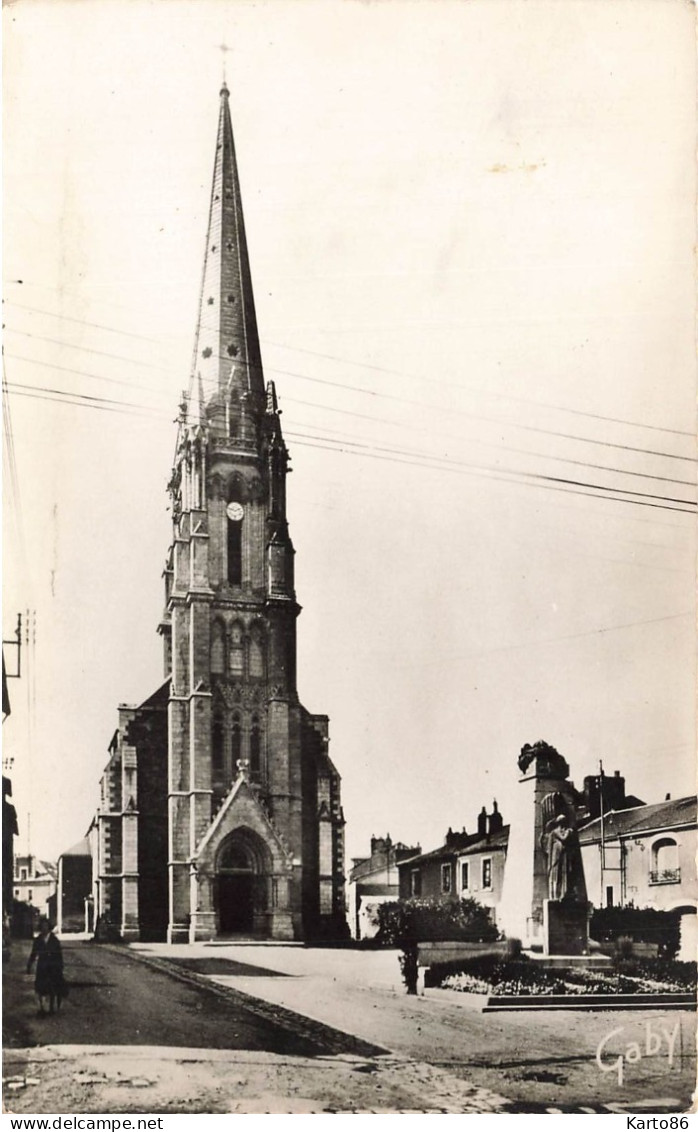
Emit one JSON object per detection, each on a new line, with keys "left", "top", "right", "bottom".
{"left": 26, "top": 917, "right": 64, "bottom": 1015}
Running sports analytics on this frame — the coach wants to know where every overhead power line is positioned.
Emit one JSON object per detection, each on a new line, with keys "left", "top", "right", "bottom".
{"left": 7, "top": 350, "right": 695, "bottom": 490}
{"left": 4, "top": 374, "right": 695, "bottom": 516}
{"left": 5, "top": 298, "right": 694, "bottom": 441}
{"left": 194, "top": 344, "right": 697, "bottom": 465}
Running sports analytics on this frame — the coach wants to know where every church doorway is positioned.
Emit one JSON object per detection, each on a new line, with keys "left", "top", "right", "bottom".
{"left": 215, "top": 829, "right": 269, "bottom": 937}
{"left": 218, "top": 874, "right": 254, "bottom": 934}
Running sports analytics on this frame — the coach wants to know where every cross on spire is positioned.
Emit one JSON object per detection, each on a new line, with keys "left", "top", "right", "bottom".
{"left": 218, "top": 41, "right": 231, "bottom": 83}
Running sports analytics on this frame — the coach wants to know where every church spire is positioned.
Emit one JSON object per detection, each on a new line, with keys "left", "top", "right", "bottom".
{"left": 192, "top": 82, "right": 264, "bottom": 406}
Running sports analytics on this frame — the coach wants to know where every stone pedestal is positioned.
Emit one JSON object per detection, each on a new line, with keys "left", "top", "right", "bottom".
{"left": 543, "top": 899, "right": 589, "bottom": 956}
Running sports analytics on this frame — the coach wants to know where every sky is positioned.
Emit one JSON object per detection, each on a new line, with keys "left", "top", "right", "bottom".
{"left": 3, "top": 0, "right": 696, "bottom": 869}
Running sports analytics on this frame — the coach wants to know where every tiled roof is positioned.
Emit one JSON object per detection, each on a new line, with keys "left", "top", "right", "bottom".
{"left": 578, "top": 795, "right": 697, "bottom": 844}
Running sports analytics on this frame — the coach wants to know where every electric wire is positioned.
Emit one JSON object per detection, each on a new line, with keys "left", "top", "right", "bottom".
{"left": 5, "top": 371, "right": 695, "bottom": 511}
{"left": 4, "top": 303, "right": 692, "bottom": 448}
{"left": 4, "top": 372, "right": 696, "bottom": 515}
{"left": 5, "top": 296, "right": 694, "bottom": 439}
{"left": 5, "top": 349, "right": 694, "bottom": 494}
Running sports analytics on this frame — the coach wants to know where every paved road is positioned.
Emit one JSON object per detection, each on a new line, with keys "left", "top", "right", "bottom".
{"left": 2, "top": 941, "right": 509, "bottom": 1115}
{"left": 3, "top": 940, "right": 372, "bottom": 1056}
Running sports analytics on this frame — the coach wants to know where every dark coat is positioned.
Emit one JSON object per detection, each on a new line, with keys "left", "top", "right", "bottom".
{"left": 27, "top": 932, "right": 64, "bottom": 997}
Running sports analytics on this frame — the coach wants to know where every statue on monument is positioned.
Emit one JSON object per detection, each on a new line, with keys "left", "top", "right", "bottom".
{"left": 543, "top": 814, "right": 574, "bottom": 900}
{"left": 540, "top": 790, "right": 585, "bottom": 902}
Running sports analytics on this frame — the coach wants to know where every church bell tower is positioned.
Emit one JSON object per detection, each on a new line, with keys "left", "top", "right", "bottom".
{"left": 159, "top": 84, "right": 346, "bottom": 943}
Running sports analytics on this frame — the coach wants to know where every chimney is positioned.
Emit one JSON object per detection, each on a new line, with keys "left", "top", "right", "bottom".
{"left": 488, "top": 800, "right": 503, "bottom": 835}
{"left": 477, "top": 807, "right": 487, "bottom": 838}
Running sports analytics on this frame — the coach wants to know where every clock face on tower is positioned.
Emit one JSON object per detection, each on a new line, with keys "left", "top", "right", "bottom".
{"left": 226, "top": 502, "right": 244, "bottom": 522}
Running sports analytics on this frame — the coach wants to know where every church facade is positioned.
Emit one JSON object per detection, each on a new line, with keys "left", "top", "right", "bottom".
{"left": 91, "top": 85, "right": 347, "bottom": 943}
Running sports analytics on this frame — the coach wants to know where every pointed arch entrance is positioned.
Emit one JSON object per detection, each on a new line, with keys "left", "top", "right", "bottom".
{"left": 216, "top": 828, "right": 271, "bottom": 936}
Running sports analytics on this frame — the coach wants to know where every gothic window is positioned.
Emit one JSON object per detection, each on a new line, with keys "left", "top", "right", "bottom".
{"left": 210, "top": 621, "right": 225, "bottom": 674}
{"left": 250, "top": 715, "right": 262, "bottom": 779}
{"left": 229, "top": 623, "right": 244, "bottom": 675}
{"left": 212, "top": 711, "right": 224, "bottom": 776}
{"left": 249, "top": 625, "right": 265, "bottom": 678}
{"left": 227, "top": 501, "right": 243, "bottom": 585}
{"left": 231, "top": 713, "right": 242, "bottom": 769}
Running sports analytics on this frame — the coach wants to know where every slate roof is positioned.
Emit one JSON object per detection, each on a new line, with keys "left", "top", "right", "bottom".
{"left": 578, "top": 795, "right": 697, "bottom": 844}
{"left": 60, "top": 836, "right": 92, "bottom": 858}
{"left": 457, "top": 826, "right": 510, "bottom": 855}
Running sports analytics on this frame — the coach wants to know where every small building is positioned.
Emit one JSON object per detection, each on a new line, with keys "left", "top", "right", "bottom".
{"left": 12, "top": 855, "right": 57, "bottom": 920}
{"left": 57, "top": 836, "right": 93, "bottom": 935}
{"left": 348, "top": 835, "right": 420, "bottom": 939}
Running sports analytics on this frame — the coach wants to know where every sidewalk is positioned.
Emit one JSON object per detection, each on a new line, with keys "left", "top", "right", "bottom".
{"left": 3, "top": 1044, "right": 510, "bottom": 1114}
{"left": 130, "top": 941, "right": 697, "bottom": 1112}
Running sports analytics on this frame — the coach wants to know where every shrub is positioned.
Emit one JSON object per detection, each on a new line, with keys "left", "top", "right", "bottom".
{"left": 590, "top": 906, "right": 681, "bottom": 960}
{"left": 375, "top": 897, "right": 498, "bottom": 995}
{"left": 375, "top": 897, "right": 498, "bottom": 948}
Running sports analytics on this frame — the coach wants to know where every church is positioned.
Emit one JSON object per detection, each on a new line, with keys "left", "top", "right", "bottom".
{"left": 89, "top": 84, "right": 347, "bottom": 944}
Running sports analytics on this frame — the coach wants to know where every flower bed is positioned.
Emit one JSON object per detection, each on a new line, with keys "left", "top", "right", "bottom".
{"left": 433, "top": 956, "right": 696, "bottom": 998}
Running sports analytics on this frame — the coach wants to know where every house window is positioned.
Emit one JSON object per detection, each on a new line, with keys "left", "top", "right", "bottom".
{"left": 13, "top": 889, "right": 19, "bottom": 898}
{"left": 441, "top": 863, "right": 452, "bottom": 894}
{"left": 650, "top": 838, "right": 680, "bottom": 884}
{"left": 20, "top": 868, "right": 27, "bottom": 881}
{"left": 481, "top": 858, "right": 492, "bottom": 890}
{"left": 461, "top": 862, "right": 469, "bottom": 891}
{"left": 28, "top": 890, "right": 33, "bottom": 903}
{"left": 410, "top": 870, "right": 421, "bottom": 897}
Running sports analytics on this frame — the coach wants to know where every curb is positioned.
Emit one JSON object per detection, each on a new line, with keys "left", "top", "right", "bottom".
{"left": 101, "top": 943, "right": 387, "bottom": 1059}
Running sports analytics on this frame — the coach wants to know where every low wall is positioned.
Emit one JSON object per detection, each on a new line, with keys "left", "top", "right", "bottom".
{"left": 417, "top": 940, "right": 509, "bottom": 967}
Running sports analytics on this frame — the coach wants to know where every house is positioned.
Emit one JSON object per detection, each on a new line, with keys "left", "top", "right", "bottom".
{"left": 578, "top": 794, "right": 697, "bottom": 960}
{"left": 455, "top": 819, "right": 509, "bottom": 924}
{"left": 348, "top": 835, "right": 421, "bottom": 939}
{"left": 12, "top": 855, "right": 57, "bottom": 921}
{"left": 398, "top": 805, "right": 504, "bottom": 908}
{"left": 393, "top": 778, "right": 697, "bottom": 958}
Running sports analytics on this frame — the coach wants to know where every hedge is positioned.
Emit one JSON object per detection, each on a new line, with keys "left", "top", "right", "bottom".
{"left": 590, "top": 906, "right": 681, "bottom": 960}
